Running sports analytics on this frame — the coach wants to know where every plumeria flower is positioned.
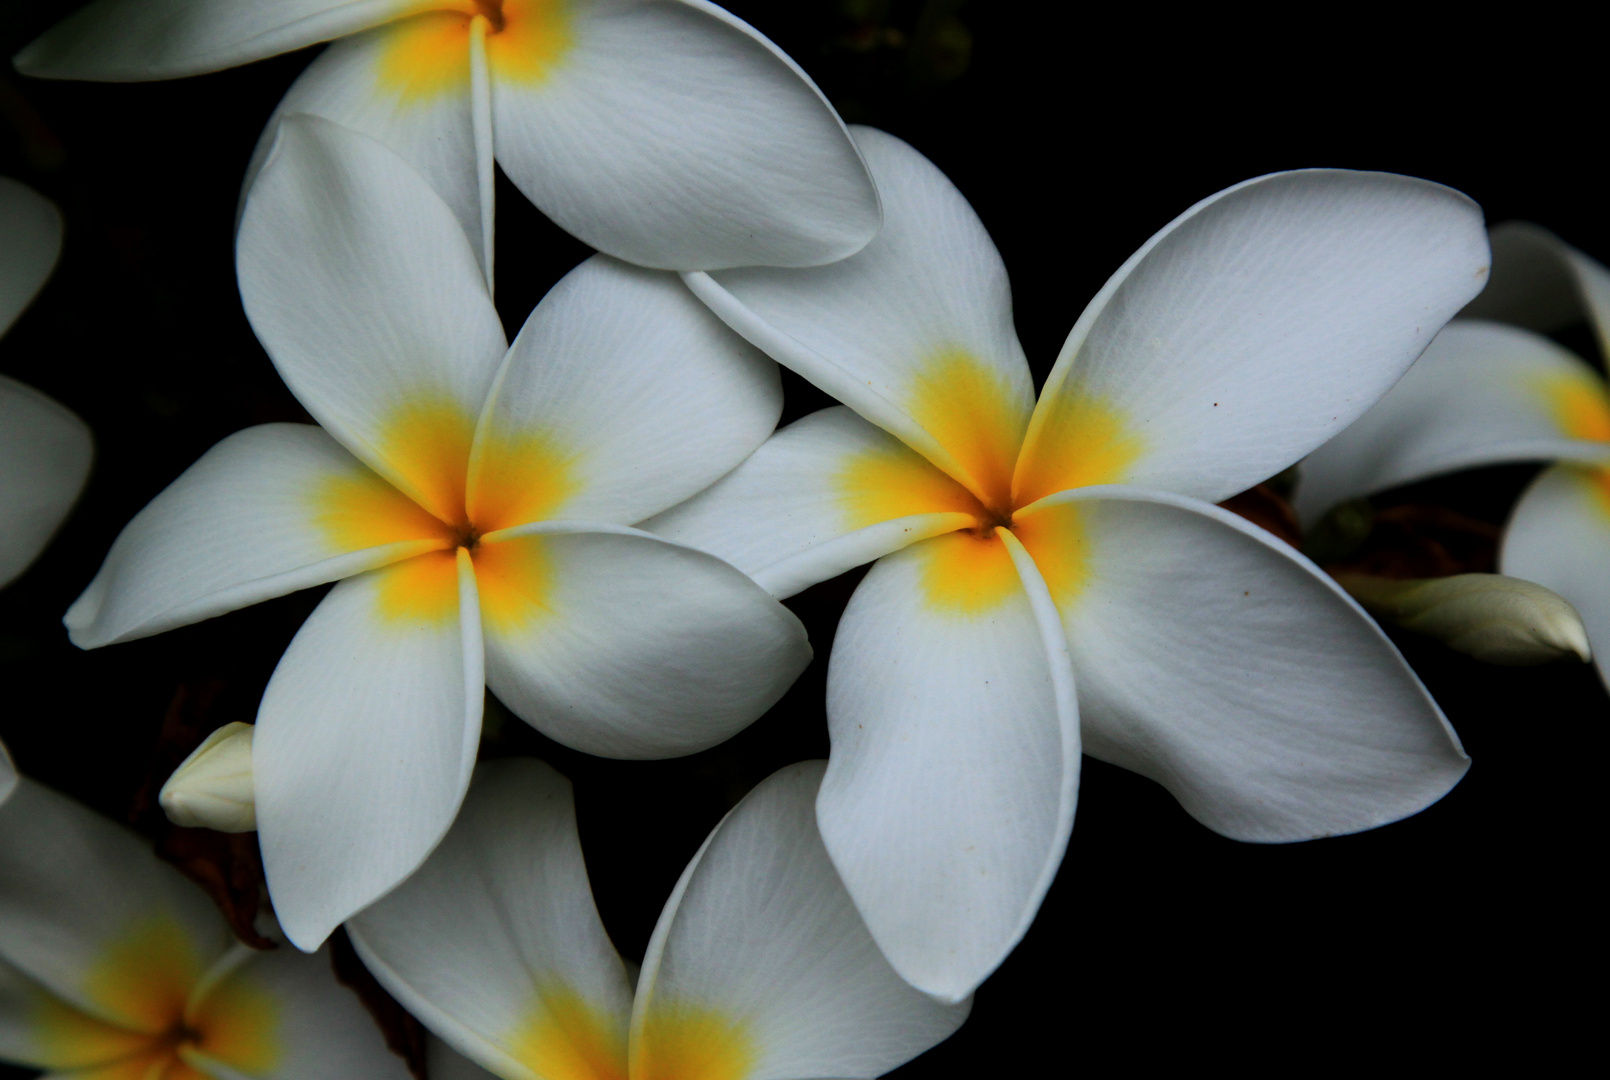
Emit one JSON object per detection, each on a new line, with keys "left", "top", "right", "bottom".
{"left": 0, "top": 773, "right": 412, "bottom": 1079}
{"left": 65, "top": 116, "right": 809, "bottom": 952}
{"left": 1299, "top": 224, "right": 1610, "bottom": 690}
{"left": 1, "top": 177, "right": 93, "bottom": 590}
{"left": 348, "top": 757, "right": 969, "bottom": 1080}
{"left": 15, "top": 0, "right": 881, "bottom": 287}
{"left": 648, "top": 128, "right": 1489, "bottom": 1000}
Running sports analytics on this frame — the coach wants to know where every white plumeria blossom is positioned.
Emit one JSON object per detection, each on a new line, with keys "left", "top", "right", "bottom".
{"left": 1300, "top": 224, "right": 1610, "bottom": 690}
{"left": 15, "top": 0, "right": 882, "bottom": 285}
{"left": 648, "top": 127, "right": 1489, "bottom": 1001}
{"left": 0, "top": 774, "right": 411, "bottom": 1079}
{"left": 1, "top": 177, "right": 93, "bottom": 590}
{"left": 349, "top": 757, "right": 969, "bottom": 1080}
{"left": 65, "top": 115, "right": 810, "bottom": 952}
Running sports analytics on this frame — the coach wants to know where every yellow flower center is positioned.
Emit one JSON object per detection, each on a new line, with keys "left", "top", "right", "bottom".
{"left": 314, "top": 393, "right": 577, "bottom": 630}
{"left": 29, "top": 917, "right": 279, "bottom": 1078}
{"left": 836, "top": 348, "right": 1142, "bottom": 614}
{"left": 376, "top": 0, "right": 574, "bottom": 103}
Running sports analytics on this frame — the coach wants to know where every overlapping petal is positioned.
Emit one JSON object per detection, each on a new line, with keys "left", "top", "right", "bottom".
{"left": 477, "top": 522, "right": 809, "bottom": 759}
{"left": 686, "top": 126, "right": 1033, "bottom": 507}
{"left": 817, "top": 535, "right": 1078, "bottom": 1002}
{"left": 645, "top": 405, "right": 978, "bottom": 598}
{"left": 350, "top": 759, "right": 633, "bottom": 1080}
{"left": 1501, "top": 464, "right": 1610, "bottom": 689}
{"left": 635, "top": 760, "right": 969, "bottom": 1078}
{"left": 66, "top": 423, "right": 450, "bottom": 648}
{"left": 237, "top": 114, "right": 505, "bottom": 522}
{"left": 1014, "top": 169, "right": 1492, "bottom": 507}
{"left": 469, "top": 256, "right": 780, "bottom": 530}
{"left": 1015, "top": 485, "right": 1470, "bottom": 841}
{"left": 1295, "top": 321, "right": 1610, "bottom": 524}
{"left": 13, "top": 0, "right": 419, "bottom": 80}
{"left": 181, "top": 947, "right": 413, "bottom": 1080}
{"left": 241, "top": 21, "right": 483, "bottom": 275}
{"left": 1463, "top": 222, "right": 1610, "bottom": 360}
{"left": 491, "top": 0, "right": 879, "bottom": 270}
{"left": 255, "top": 549, "right": 483, "bottom": 951}
{"left": 0, "top": 376, "right": 93, "bottom": 590}
{"left": 0, "top": 177, "right": 63, "bottom": 336}
{"left": 0, "top": 779, "right": 232, "bottom": 1032}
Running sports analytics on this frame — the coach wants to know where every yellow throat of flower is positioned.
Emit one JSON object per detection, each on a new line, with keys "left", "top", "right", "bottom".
{"left": 377, "top": 0, "right": 574, "bottom": 103}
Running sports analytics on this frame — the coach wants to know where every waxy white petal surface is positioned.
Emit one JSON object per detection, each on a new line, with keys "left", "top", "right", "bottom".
{"left": 1019, "top": 169, "right": 1491, "bottom": 506}
{"left": 350, "top": 759, "right": 632, "bottom": 1080}
{"left": 817, "top": 538, "right": 1078, "bottom": 1002}
{"left": 480, "top": 523, "right": 810, "bottom": 759}
{"left": 14, "top": 0, "right": 418, "bottom": 80}
{"left": 256, "top": 551, "right": 483, "bottom": 951}
{"left": 637, "top": 760, "right": 970, "bottom": 1077}
{"left": 1028, "top": 486, "right": 1470, "bottom": 841}
{"left": 0, "top": 377, "right": 92, "bottom": 590}
{"left": 1502, "top": 464, "right": 1610, "bottom": 691}
{"left": 65, "top": 424, "right": 444, "bottom": 648}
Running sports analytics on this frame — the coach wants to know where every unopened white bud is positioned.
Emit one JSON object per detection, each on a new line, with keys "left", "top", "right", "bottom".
{"left": 1335, "top": 572, "right": 1592, "bottom": 666}
{"left": 159, "top": 722, "right": 256, "bottom": 832}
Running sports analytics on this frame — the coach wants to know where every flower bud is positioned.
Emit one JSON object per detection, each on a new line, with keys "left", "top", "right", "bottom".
{"left": 1334, "top": 572, "right": 1592, "bottom": 666}
{"left": 159, "top": 722, "right": 256, "bottom": 832}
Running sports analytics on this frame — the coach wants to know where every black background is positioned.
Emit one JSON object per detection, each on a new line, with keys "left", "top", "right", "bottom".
{"left": 1, "top": 1, "right": 1601, "bottom": 1073}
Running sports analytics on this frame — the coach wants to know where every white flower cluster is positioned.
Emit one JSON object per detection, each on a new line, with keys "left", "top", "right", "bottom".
{"left": 0, "top": 2, "right": 1598, "bottom": 1077}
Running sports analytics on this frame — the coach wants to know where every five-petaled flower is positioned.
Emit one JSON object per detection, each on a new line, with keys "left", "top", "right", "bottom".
{"left": 63, "top": 116, "right": 810, "bottom": 951}
{"left": 348, "top": 757, "right": 968, "bottom": 1080}
{"left": 15, "top": 0, "right": 882, "bottom": 284}
{"left": 651, "top": 127, "right": 1490, "bottom": 1000}
{"left": 0, "top": 178, "right": 93, "bottom": 592}
{"left": 0, "top": 771, "right": 411, "bottom": 1079}
{"left": 1300, "top": 223, "right": 1610, "bottom": 691}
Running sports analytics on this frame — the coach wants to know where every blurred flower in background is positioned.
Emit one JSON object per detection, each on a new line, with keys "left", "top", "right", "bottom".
{"left": 0, "top": 773, "right": 412, "bottom": 1079}
{"left": 0, "top": 176, "right": 90, "bottom": 591}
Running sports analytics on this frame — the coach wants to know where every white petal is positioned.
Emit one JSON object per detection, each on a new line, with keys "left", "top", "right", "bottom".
{"left": 181, "top": 946, "right": 412, "bottom": 1080}
{"left": 645, "top": 405, "right": 978, "bottom": 598}
{"left": 477, "top": 522, "right": 809, "bottom": 759}
{"left": 1014, "top": 169, "right": 1492, "bottom": 507}
{"left": 349, "top": 759, "right": 633, "bottom": 1080}
{"left": 240, "top": 21, "right": 483, "bottom": 276}
{"left": 817, "top": 534, "right": 1078, "bottom": 1002}
{"left": 0, "top": 178, "right": 62, "bottom": 336}
{"left": 65, "top": 424, "right": 449, "bottom": 649}
{"left": 0, "top": 376, "right": 91, "bottom": 589}
{"left": 1501, "top": 464, "right": 1610, "bottom": 690}
{"left": 467, "top": 256, "right": 780, "bottom": 530}
{"left": 237, "top": 113, "right": 506, "bottom": 523}
{"left": 688, "top": 126, "right": 1033, "bottom": 508}
{"left": 0, "top": 778, "right": 232, "bottom": 1032}
{"left": 1015, "top": 485, "right": 1471, "bottom": 841}
{"left": 255, "top": 548, "right": 483, "bottom": 951}
{"left": 0, "top": 738, "right": 14, "bottom": 807}
{"left": 1295, "top": 320, "right": 1610, "bottom": 525}
{"left": 13, "top": 0, "right": 417, "bottom": 80}
{"left": 1462, "top": 222, "right": 1610, "bottom": 361}
{"left": 490, "top": 0, "right": 878, "bottom": 269}
{"left": 635, "top": 761, "right": 969, "bottom": 1078}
